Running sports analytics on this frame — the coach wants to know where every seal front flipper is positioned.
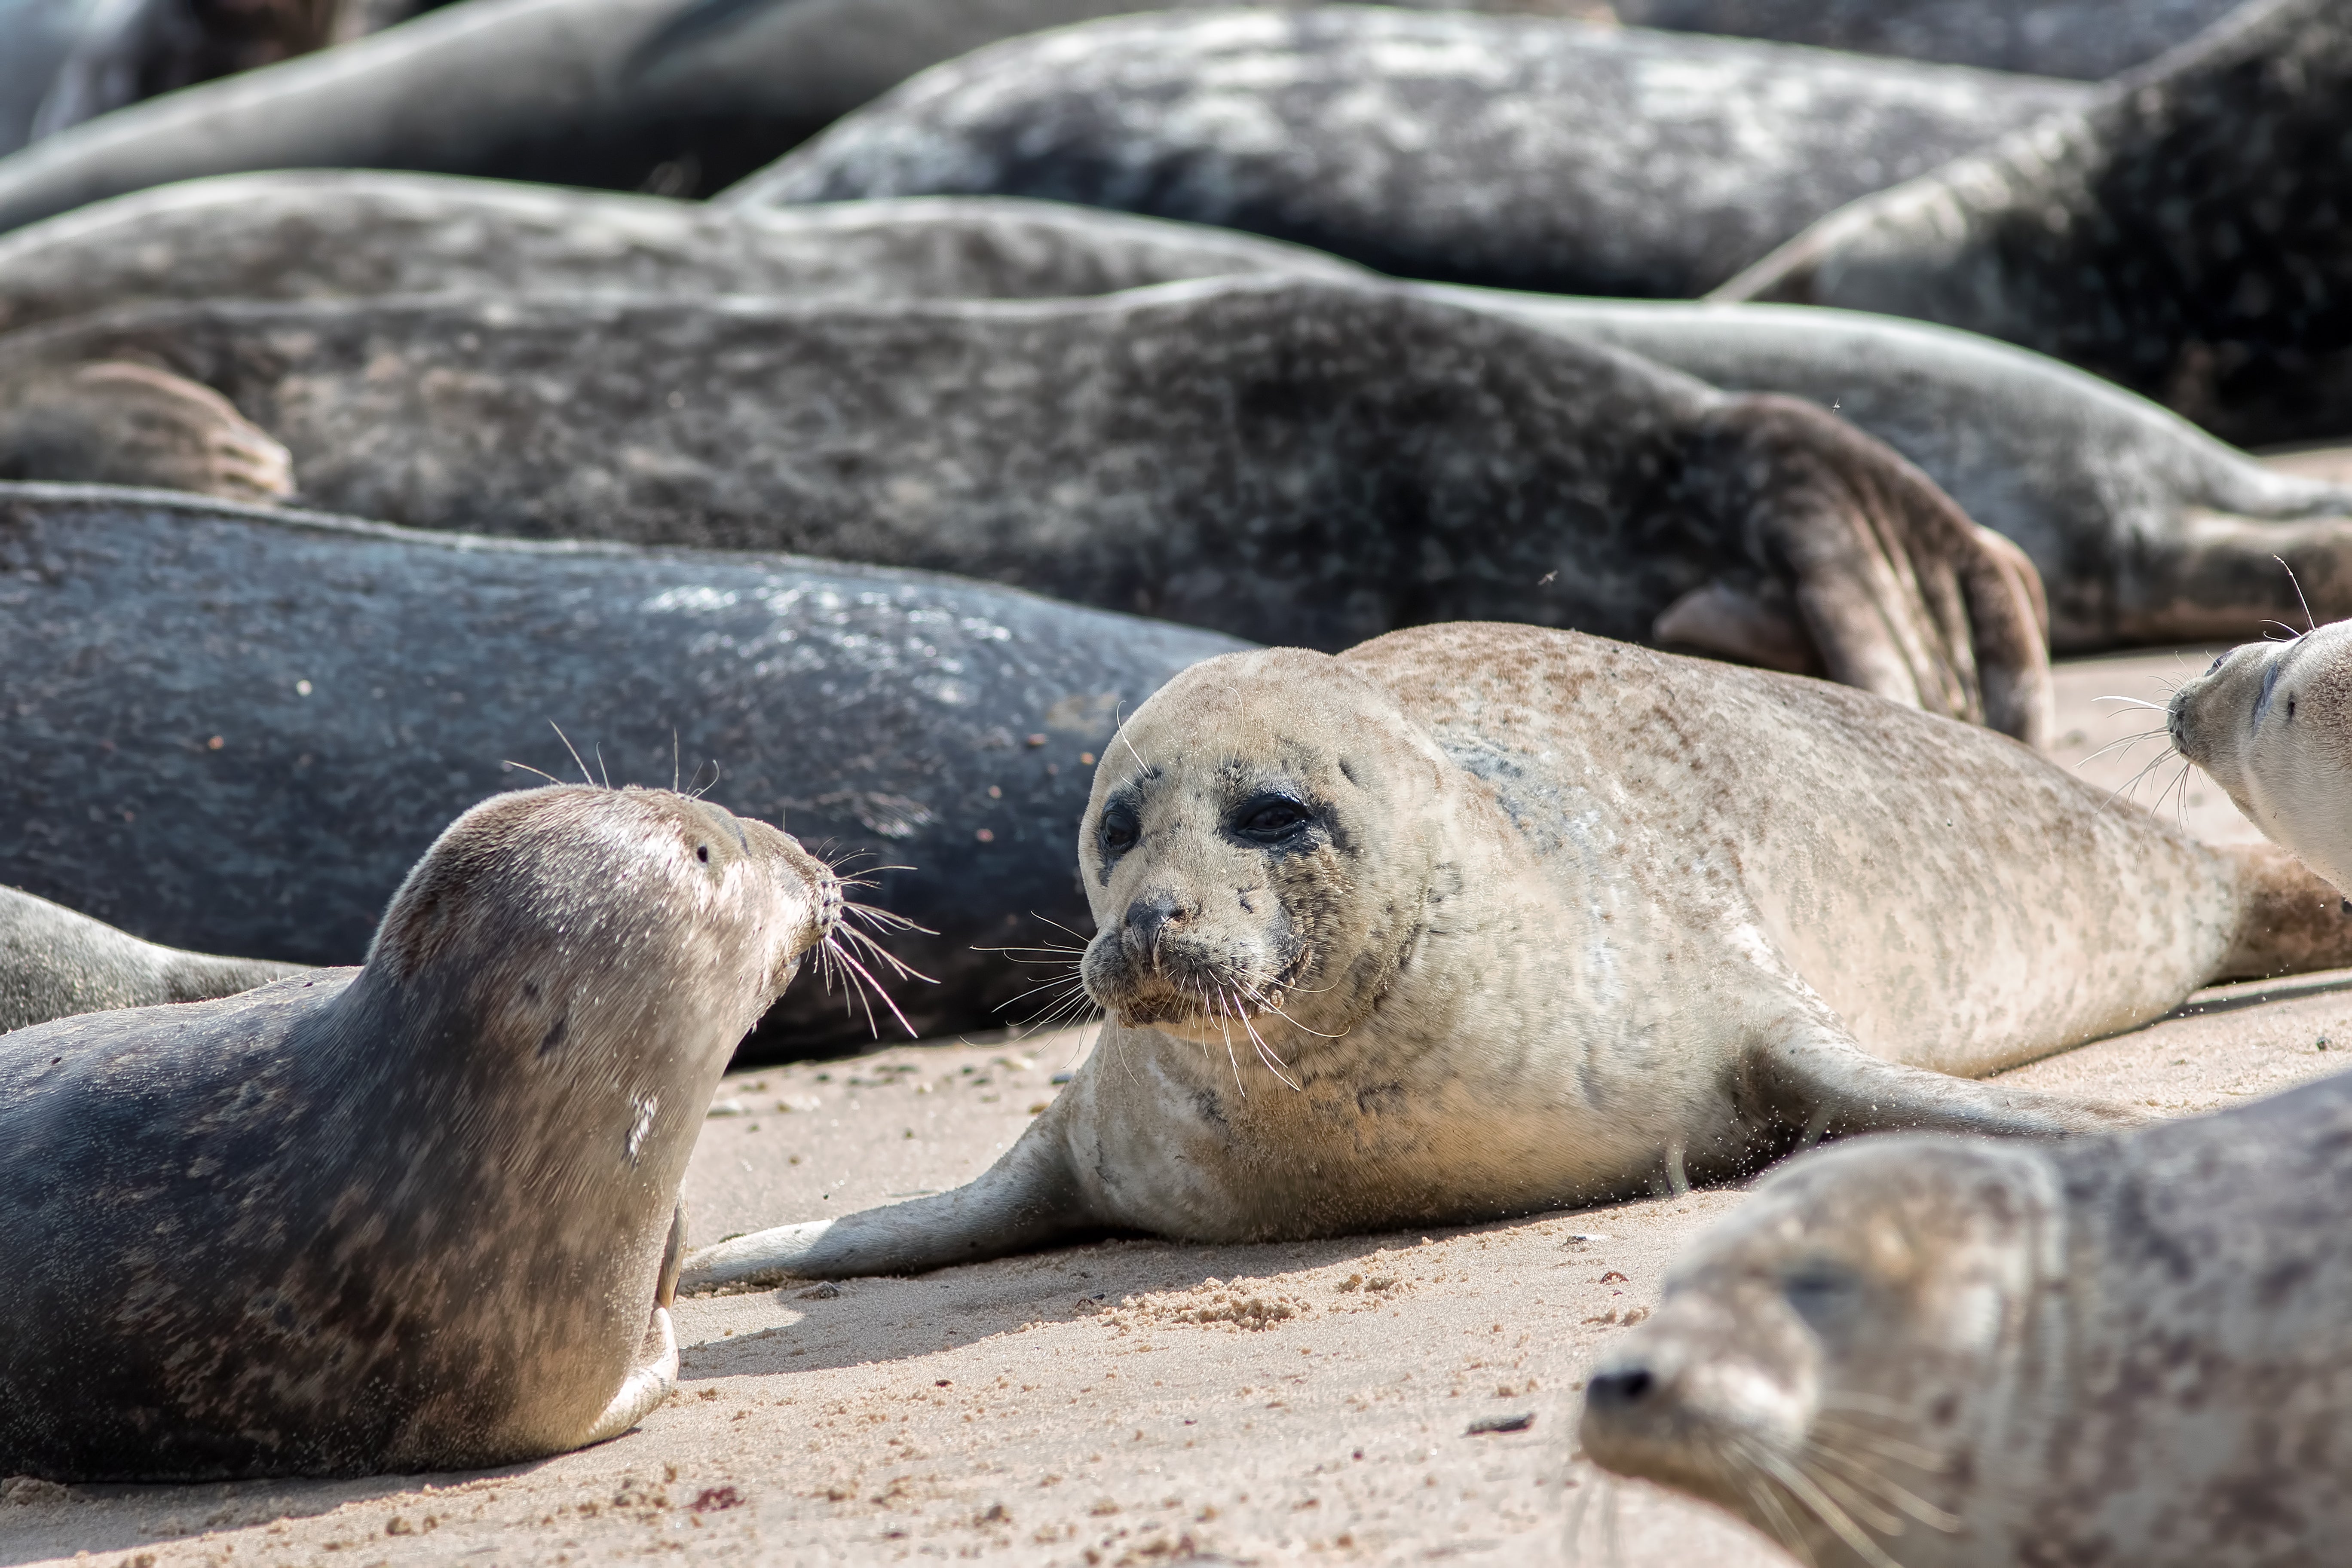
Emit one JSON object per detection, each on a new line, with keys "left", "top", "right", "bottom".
{"left": 1747, "top": 1014, "right": 2144, "bottom": 1144}
{"left": 1677, "top": 392, "right": 2053, "bottom": 747}
{"left": 0, "top": 360, "right": 291, "bottom": 501}
{"left": 579, "top": 1308, "right": 678, "bottom": 1446}
{"left": 680, "top": 1117, "right": 1098, "bottom": 1287}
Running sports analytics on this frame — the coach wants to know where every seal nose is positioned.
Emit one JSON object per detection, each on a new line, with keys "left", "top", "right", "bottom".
{"left": 1583, "top": 1365, "right": 1657, "bottom": 1411}
{"left": 1122, "top": 889, "right": 1194, "bottom": 961}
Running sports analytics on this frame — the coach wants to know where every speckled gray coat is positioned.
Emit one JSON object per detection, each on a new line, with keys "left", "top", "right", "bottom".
{"left": 0, "top": 484, "right": 1245, "bottom": 1052}
{"left": 1720, "top": 0, "right": 2352, "bottom": 448}
{"left": 728, "top": 8, "right": 2092, "bottom": 298}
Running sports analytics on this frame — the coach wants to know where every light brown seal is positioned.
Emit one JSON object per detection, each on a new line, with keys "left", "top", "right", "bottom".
{"left": 0, "top": 884, "right": 304, "bottom": 1034}
{"left": 1579, "top": 1066, "right": 2352, "bottom": 1567}
{"left": 681, "top": 622, "right": 2352, "bottom": 1286}
{"left": 2168, "top": 617, "right": 2352, "bottom": 897}
{"left": 0, "top": 783, "right": 840, "bottom": 1480}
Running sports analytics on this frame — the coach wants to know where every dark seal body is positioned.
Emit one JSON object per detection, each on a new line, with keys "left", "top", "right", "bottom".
{"left": 0, "top": 280, "right": 2053, "bottom": 741}
{"left": 0, "top": 885, "right": 302, "bottom": 1034}
{"left": 729, "top": 7, "right": 2092, "bottom": 299}
{"left": 1720, "top": 0, "right": 2352, "bottom": 448}
{"left": 0, "top": 784, "right": 838, "bottom": 1480}
{"left": 0, "top": 484, "right": 1243, "bottom": 1051}
{"left": 1583, "top": 1066, "right": 2352, "bottom": 1567}
{"left": 0, "top": 174, "right": 1363, "bottom": 335}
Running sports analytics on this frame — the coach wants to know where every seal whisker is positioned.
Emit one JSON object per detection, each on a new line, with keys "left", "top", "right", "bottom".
{"left": 2073, "top": 725, "right": 2168, "bottom": 769}
{"left": 2090, "top": 695, "right": 2170, "bottom": 712}
{"left": 1026, "top": 911, "right": 1100, "bottom": 946}
{"left": 2275, "top": 554, "right": 2318, "bottom": 635}
{"left": 499, "top": 758, "right": 569, "bottom": 787}
{"left": 833, "top": 922, "right": 933, "bottom": 985}
{"left": 1804, "top": 1438, "right": 1961, "bottom": 1531}
{"left": 1236, "top": 1004, "right": 1302, "bottom": 1091}
{"left": 1810, "top": 1415, "right": 1951, "bottom": 1474}
{"left": 1740, "top": 1439, "right": 1908, "bottom": 1568}
{"left": 1733, "top": 1459, "right": 1819, "bottom": 1568}
{"left": 821, "top": 933, "right": 919, "bottom": 1038}
{"left": 547, "top": 720, "right": 595, "bottom": 787}
{"left": 1795, "top": 1453, "right": 1908, "bottom": 1538}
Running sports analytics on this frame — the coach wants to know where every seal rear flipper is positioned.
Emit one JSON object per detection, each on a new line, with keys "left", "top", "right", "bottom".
{"left": 577, "top": 1306, "right": 677, "bottom": 1448}
{"left": 1681, "top": 392, "right": 2053, "bottom": 747}
{"left": 1749, "top": 1020, "right": 2144, "bottom": 1143}
{"left": 679, "top": 1125, "right": 1097, "bottom": 1288}
{"left": 2214, "top": 840, "right": 2352, "bottom": 980}
{"left": 0, "top": 361, "right": 292, "bottom": 502}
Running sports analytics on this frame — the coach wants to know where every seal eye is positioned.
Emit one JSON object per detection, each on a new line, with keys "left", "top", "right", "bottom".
{"left": 695, "top": 844, "right": 710, "bottom": 864}
{"left": 1780, "top": 1260, "right": 1862, "bottom": 1335}
{"left": 1232, "top": 795, "right": 1312, "bottom": 843}
{"left": 1100, "top": 802, "right": 1141, "bottom": 858}
{"left": 2206, "top": 653, "right": 2228, "bottom": 674}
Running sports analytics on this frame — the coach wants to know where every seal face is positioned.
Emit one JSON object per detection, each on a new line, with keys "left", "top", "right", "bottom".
{"left": 2169, "top": 619, "right": 2352, "bottom": 895}
{"left": 677, "top": 624, "right": 2352, "bottom": 1288}
{"left": 1583, "top": 1069, "right": 2352, "bottom": 1567}
{"left": 0, "top": 784, "right": 837, "bottom": 1480}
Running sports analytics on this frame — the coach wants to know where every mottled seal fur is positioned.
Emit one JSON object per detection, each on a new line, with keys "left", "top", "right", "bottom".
{"left": 0, "top": 278, "right": 2054, "bottom": 741}
{"left": 1580, "top": 1066, "right": 2352, "bottom": 1567}
{"left": 1719, "top": 0, "right": 2352, "bottom": 448}
{"left": 1442, "top": 291, "right": 2352, "bottom": 649}
{"left": 0, "top": 173, "right": 1363, "bottom": 335}
{"left": 0, "top": 482, "right": 1243, "bottom": 1052}
{"left": 728, "top": 7, "right": 2091, "bottom": 299}
{"left": 2170, "top": 619, "right": 2352, "bottom": 897}
{"left": 0, "top": 784, "right": 838, "bottom": 1480}
{"left": 0, "top": 885, "right": 303, "bottom": 1034}
{"left": 681, "top": 623, "right": 2352, "bottom": 1285}
{"left": 1613, "top": 0, "right": 2248, "bottom": 81}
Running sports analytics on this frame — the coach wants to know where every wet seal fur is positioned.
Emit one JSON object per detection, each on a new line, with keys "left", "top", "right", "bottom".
{"left": 2169, "top": 617, "right": 2352, "bottom": 896}
{"left": 1580, "top": 1066, "right": 2352, "bottom": 1567}
{"left": 681, "top": 623, "right": 2352, "bottom": 1286}
{"left": 1718, "top": 0, "right": 2352, "bottom": 449}
{"left": 0, "top": 784, "right": 838, "bottom": 1480}
{"left": 0, "top": 277, "right": 2054, "bottom": 742}
{"left": 0, "top": 885, "right": 303, "bottom": 1034}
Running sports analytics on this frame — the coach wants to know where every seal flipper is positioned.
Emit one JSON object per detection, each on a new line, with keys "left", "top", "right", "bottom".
{"left": 0, "top": 361, "right": 292, "bottom": 502}
{"left": 679, "top": 1122, "right": 1098, "bottom": 1288}
{"left": 1749, "top": 1017, "right": 2144, "bottom": 1143}
{"left": 578, "top": 1307, "right": 677, "bottom": 1447}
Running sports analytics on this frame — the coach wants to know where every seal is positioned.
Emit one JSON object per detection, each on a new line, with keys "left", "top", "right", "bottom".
{"left": 0, "top": 884, "right": 304, "bottom": 1034}
{"left": 0, "top": 173, "right": 1366, "bottom": 335}
{"left": 0, "top": 0, "right": 1565, "bottom": 233}
{"left": 1578, "top": 1065, "right": 2352, "bottom": 1567}
{"left": 2168, "top": 617, "right": 2352, "bottom": 897}
{"left": 726, "top": 7, "right": 2092, "bottom": 299}
{"left": 0, "top": 782, "right": 839, "bottom": 1480}
{"left": 1437, "top": 290, "right": 2352, "bottom": 649}
{"left": 1716, "top": 0, "right": 2352, "bottom": 449}
{"left": 0, "top": 277, "right": 2054, "bottom": 741}
{"left": 1611, "top": 0, "right": 2247, "bottom": 81}
{"left": 0, "top": 481, "right": 1245, "bottom": 1052}
{"left": 678, "top": 622, "right": 2352, "bottom": 1286}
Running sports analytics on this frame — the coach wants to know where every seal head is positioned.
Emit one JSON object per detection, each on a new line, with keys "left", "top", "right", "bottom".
{"left": 2169, "top": 619, "right": 2352, "bottom": 895}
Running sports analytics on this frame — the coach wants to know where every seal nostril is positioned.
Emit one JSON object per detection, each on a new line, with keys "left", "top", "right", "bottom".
{"left": 1587, "top": 1368, "right": 1654, "bottom": 1408}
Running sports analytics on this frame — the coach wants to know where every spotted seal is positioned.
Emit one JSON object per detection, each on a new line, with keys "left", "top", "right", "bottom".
{"left": 1580, "top": 1065, "right": 2352, "bottom": 1567}
{"left": 726, "top": 7, "right": 2092, "bottom": 299}
{"left": 680, "top": 622, "right": 2352, "bottom": 1285}
{"left": 1718, "top": 0, "right": 2352, "bottom": 448}
{"left": 2169, "top": 617, "right": 2352, "bottom": 897}
{"left": 0, "top": 783, "right": 838, "bottom": 1479}
{"left": 0, "top": 278, "right": 2053, "bottom": 741}
{"left": 0, "top": 885, "right": 303, "bottom": 1034}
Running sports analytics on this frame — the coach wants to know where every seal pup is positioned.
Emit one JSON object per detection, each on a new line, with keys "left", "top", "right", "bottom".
{"left": 0, "top": 279, "right": 2052, "bottom": 741}
{"left": 1579, "top": 1066, "right": 2352, "bottom": 1567}
{"left": 1717, "top": 0, "right": 2352, "bottom": 449}
{"left": 679, "top": 622, "right": 2352, "bottom": 1286}
{"left": 0, "top": 482, "right": 1244, "bottom": 1052}
{"left": 1437, "top": 290, "right": 2352, "bottom": 649}
{"left": 0, "top": 783, "right": 839, "bottom": 1480}
{"left": 1613, "top": 0, "right": 2248, "bottom": 81}
{"left": 727, "top": 8, "right": 2092, "bottom": 299}
{"left": 2168, "top": 618, "right": 2352, "bottom": 896}
{"left": 0, "top": 885, "right": 304, "bottom": 1033}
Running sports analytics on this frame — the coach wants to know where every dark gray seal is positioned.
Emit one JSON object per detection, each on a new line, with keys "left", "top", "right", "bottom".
{"left": 0, "top": 0, "right": 1561, "bottom": 233}
{"left": 681, "top": 622, "right": 2352, "bottom": 1287}
{"left": 1438, "top": 290, "right": 2352, "bottom": 649}
{"left": 0, "top": 482, "right": 1244, "bottom": 1053}
{"left": 0, "top": 783, "right": 840, "bottom": 1480}
{"left": 1612, "top": 0, "right": 2249, "bottom": 81}
{"left": 0, "top": 885, "right": 302, "bottom": 1034}
{"left": 0, "top": 172, "right": 1362, "bottom": 335}
{"left": 1581, "top": 1065, "right": 2352, "bottom": 1567}
{"left": 0, "top": 278, "right": 2054, "bottom": 741}
{"left": 726, "top": 7, "right": 2092, "bottom": 299}
{"left": 1718, "top": 0, "right": 2352, "bottom": 449}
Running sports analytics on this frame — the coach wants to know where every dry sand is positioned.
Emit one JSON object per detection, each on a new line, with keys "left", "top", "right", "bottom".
{"left": 8, "top": 649, "right": 2349, "bottom": 1568}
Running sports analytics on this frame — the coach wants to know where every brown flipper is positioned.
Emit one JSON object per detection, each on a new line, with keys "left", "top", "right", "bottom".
{"left": 1666, "top": 393, "right": 2054, "bottom": 747}
{"left": 2217, "top": 841, "right": 2352, "bottom": 980}
{"left": 0, "top": 361, "right": 292, "bottom": 502}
